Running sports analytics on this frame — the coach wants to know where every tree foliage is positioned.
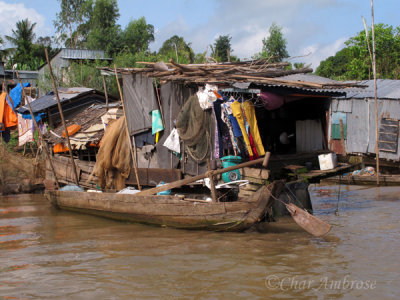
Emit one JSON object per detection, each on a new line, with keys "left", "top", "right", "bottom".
{"left": 255, "top": 23, "right": 289, "bottom": 62}
{"left": 86, "top": 0, "right": 120, "bottom": 55}
{"left": 158, "top": 35, "right": 194, "bottom": 63}
{"left": 213, "top": 35, "right": 233, "bottom": 62}
{"left": 121, "top": 17, "right": 154, "bottom": 54}
{"left": 54, "top": 0, "right": 92, "bottom": 48}
{"left": 316, "top": 23, "right": 400, "bottom": 80}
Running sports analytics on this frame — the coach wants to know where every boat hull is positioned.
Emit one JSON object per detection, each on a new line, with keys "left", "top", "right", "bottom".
{"left": 45, "top": 182, "right": 282, "bottom": 231}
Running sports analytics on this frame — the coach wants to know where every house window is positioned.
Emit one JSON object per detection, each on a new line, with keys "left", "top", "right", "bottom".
{"left": 331, "top": 112, "right": 346, "bottom": 139}
{"left": 378, "top": 118, "right": 399, "bottom": 153}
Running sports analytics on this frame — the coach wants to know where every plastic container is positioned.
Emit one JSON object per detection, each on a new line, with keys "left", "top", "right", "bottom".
{"left": 221, "top": 156, "right": 242, "bottom": 183}
{"left": 318, "top": 153, "right": 338, "bottom": 170}
{"left": 157, "top": 182, "right": 171, "bottom": 195}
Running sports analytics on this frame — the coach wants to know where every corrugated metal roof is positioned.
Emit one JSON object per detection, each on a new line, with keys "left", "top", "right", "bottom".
{"left": 259, "top": 73, "right": 346, "bottom": 95}
{"left": 18, "top": 87, "right": 96, "bottom": 114}
{"left": 60, "top": 48, "right": 112, "bottom": 60}
{"left": 339, "top": 79, "right": 400, "bottom": 99}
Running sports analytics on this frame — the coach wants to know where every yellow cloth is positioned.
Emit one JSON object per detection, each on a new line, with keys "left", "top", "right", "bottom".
{"left": 242, "top": 101, "right": 265, "bottom": 156}
{"left": 230, "top": 101, "right": 253, "bottom": 156}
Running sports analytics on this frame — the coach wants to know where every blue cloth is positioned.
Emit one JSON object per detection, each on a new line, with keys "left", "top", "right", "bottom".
{"left": 229, "top": 114, "right": 242, "bottom": 137}
{"left": 21, "top": 112, "right": 45, "bottom": 122}
{"left": 152, "top": 109, "right": 164, "bottom": 134}
{"left": 8, "top": 83, "right": 30, "bottom": 108}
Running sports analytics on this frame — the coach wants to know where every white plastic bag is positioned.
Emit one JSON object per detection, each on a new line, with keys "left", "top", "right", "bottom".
{"left": 163, "top": 128, "right": 180, "bottom": 153}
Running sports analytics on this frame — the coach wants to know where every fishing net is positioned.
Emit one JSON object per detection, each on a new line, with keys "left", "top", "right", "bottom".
{"left": 176, "top": 94, "right": 211, "bottom": 162}
{"left": 91, "top": 116, "right": 131, "bottom": 190}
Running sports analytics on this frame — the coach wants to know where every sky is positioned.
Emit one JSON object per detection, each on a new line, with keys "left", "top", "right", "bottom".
{"left": 0, "top": 0, "right": 399, "bottom": 69}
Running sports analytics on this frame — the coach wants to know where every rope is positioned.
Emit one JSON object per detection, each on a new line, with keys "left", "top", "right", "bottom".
{"left": 284, "top": 184, "right": 306, "bottom": 209}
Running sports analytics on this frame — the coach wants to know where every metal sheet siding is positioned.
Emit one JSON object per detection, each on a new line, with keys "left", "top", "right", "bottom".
{"left": 332, "top": 98, "right": 352, "bottom": 113}
{"left": 296, "top": 119, "right": 324, "bottom": 152}
{"left": 347, "top": 100, "right": 369, "bottom": 154}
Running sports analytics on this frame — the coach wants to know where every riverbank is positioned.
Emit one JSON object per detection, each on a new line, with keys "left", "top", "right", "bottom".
{"left": 0, "top": 143, "right": 45, "bottom": 195}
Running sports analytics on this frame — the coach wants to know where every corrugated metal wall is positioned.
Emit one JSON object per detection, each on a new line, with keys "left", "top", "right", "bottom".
{"left": 331, "top": 98, "right": 400, "bottom": 161}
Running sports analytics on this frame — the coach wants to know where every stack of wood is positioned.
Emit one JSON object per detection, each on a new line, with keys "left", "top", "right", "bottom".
{"left": 104, "top": 59, "right": 365, "bottom": 90}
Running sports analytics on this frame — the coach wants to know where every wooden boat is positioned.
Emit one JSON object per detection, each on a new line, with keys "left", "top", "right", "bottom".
{"left": 45, "top": 180, "right": 283, "bottom": 232}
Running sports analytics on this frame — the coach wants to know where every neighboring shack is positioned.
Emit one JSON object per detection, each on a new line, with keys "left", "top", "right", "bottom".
{"left": 330, "top": 79, "right": 400, "bottom": 168}
{"left": 17, "top": 87, "right": 116, "bottom": 127}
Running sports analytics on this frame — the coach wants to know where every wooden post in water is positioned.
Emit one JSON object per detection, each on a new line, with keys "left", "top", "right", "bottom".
{"left": 45, "top": 48, "right": 80, "bottom": 185}
{"left": 114, "top": 65, "right": 142, "bottom": 190}
{"left": 14, "top": 70, "right": 60, "bottom": 189}
{"left": 371, "top": 0, "right": 380, "bottom": 185}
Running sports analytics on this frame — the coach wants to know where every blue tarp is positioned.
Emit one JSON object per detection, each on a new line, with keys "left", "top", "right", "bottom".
{"left": 21, "top": 112, "right": 45, "bottom": 122}
{"left": 7, "top": 83, "right": 30, "bottom": 108}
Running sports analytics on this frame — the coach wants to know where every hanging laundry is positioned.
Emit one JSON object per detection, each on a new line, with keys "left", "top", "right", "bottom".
{"left": 212, "top": 104, "right": 220, "bottom": 159}
{"left": 152, "top": 109, "right": 164, "bottom": 143}
{"left": 242, "top": 101, "right": 265, "bottom": 156}
{"left": 0, "top": 92, "right": 18, "bottom": 129}
{"left": 18, "top": 113, "right": 33, "bottom": 146}
{"left": 213, "top": 99, "right": 232, "bottom": 158}
{"left": 223, "top": 99, "right": 242, "bottom": 137}
{"left": 196, "top": 84, "right": 218, "bottom": 110}
{"left": 230, "top": 100, "right": 254, "bottom": 158}
{"left": 0, "top": 92, "right": 5, "bottom": 131}
{"left": 221, "top": 102, "right": 240, "bottom": 156}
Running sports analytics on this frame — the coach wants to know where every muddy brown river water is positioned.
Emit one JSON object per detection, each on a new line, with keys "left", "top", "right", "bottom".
{"left": 0, "top": 184, "right": 399, "bottom": 299}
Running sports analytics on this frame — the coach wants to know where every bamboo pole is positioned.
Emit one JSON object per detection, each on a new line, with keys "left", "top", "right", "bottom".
{"left": 44, "top": 48, "right": 80, "bottom": 185}
{"left": 14, "top": 70, "right": 60, "bottom": 189}
{"left": 371, "top": 0, "right": 380, "bottom": 185}
{"left": 114, "top": 64, "right": 142, "bottom": 191}
{"left": 101, "top": 74, "right": 109, "bottom": 111}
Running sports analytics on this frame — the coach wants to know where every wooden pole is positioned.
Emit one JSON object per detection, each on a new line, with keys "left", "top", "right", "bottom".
{"left": 14, "top": 70, "right": 60, "bottom": 189}
{"left": 371, "top": 0, "right": 380, "bottom": 185}
{"left": 207, "top": 159, "right": 217, "bottom": 202}
{"left": 153, "top": 79, "right": 165, "bottom": 128}
{"left": 339, "top": 119, "right": 347, "bottom": 156}
{"left": 114, "top": 64, "right": 142, "bottom": 190}
{"left": 44, "top": 48, "right": 80, "bottom": 185}
{"left": 101, "top": 74, "right": 109, "bottom": 111}
{"left": 137, "top": 156, "right": 269, "bottom": 196}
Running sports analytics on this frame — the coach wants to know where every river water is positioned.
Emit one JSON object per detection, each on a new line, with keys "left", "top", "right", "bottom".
{"left": 0, "top": 184, "right": 399, "bottom": 299}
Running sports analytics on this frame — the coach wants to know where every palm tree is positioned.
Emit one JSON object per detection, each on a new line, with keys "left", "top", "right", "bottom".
{"left": 5, "top": 19, "right": 37, "bottom": 68}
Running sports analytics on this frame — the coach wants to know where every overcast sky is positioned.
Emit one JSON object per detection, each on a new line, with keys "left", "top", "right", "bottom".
{"left": 0, "top": 0, "right": 398, "bottom": 69}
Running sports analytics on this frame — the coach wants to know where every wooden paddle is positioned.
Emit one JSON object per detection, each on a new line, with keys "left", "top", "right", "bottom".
{"left": 285, "top": 203, "right": 332, "bottom": 237}
{"left": 270, "top": 193, "right": 331, "bottom": 237}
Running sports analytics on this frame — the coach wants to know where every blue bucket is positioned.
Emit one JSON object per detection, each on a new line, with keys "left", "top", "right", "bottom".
{"left": 221, "top": 156, "right": 242, "bottom": 183}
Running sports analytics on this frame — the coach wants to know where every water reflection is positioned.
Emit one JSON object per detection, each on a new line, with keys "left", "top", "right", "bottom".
{"left": 0, "top": 186, "right": 399, "bottom": 299}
